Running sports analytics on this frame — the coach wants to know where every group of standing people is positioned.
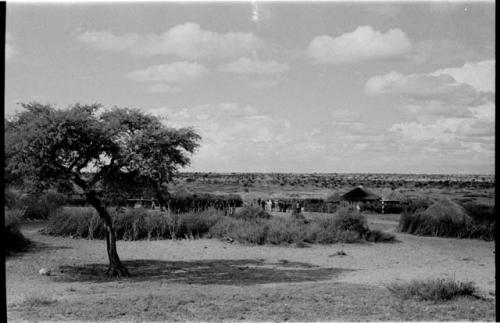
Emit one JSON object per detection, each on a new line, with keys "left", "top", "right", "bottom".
{"left": 255, "top": 198, "right": 302, "bottom": 213}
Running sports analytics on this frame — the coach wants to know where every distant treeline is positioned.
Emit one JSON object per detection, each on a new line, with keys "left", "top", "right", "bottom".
{"left": 178, "top": 172, "right": 495, "bottom": 189}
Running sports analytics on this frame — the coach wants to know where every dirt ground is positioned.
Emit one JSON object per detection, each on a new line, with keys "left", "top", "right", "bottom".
{"left": 6, "top": 216, "right": 496, "bottom": 321}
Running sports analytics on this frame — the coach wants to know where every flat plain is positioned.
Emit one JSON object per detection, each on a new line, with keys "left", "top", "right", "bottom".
{"left": 7, "top": 209, "right": 495, "bottom": 321}
{"left": 6, "top": 173, "right": 496, "bottom": 321}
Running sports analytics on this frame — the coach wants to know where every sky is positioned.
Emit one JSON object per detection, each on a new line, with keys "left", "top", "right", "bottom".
{"left": 5, "top": 1, "right": 495, "bottom": 174}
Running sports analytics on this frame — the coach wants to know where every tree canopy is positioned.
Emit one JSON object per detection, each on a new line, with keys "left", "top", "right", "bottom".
{"left": 5, "top": 102, "right": 201, "bottom": 276}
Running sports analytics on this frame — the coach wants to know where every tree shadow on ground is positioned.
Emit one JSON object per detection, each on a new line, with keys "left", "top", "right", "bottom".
{"left": 54, "top": 259, "right": 350, "bottom": 285}
{"left": 6, "top": 240, "right": 73, "bottom": 259}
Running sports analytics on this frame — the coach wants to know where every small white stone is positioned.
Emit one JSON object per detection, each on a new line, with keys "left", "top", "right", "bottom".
{"left": 39, "top": 268, "right": 51, "bottom": 276}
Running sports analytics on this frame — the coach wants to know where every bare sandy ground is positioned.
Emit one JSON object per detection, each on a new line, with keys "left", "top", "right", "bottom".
{"left": 7, "top": 217, "right": 495, "bottom": 311}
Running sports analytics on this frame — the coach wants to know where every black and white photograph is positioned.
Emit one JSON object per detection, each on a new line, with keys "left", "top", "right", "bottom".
{"left": 4, "top": 0, "right": 495, "bottom": 321}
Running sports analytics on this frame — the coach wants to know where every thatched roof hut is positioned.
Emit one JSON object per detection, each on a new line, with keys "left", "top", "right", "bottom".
{"left": 341, "top": 186, "right": 381, "bottom": 202}
{"left": 422, "top": 199, "right": 471, "bottom": 223}
{"left": 325, "top": 192, "right": 342, "bottom": 203}
{"left": 382, "top": 190, "right": 408, "bottom": 203}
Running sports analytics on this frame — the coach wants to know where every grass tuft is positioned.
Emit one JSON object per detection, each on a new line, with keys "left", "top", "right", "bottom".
{"left": 21, "top": 295, "right": 58, "bottom": 307}
{"left": 5, "top": 210, "right": 31, "bottom": 255}
{"left": 387, "top": 278, "right": 477, "bottom": 301}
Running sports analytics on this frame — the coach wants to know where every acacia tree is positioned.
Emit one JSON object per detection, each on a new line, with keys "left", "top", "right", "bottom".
{"left": 5, "top": 103, "right": 200, "bottom": 276}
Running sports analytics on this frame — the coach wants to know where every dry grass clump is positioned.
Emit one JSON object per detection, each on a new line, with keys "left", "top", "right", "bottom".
{"left": 13, "top": 191, "right": 67, "bottom": 220}
{"left": 387, "top": 278, "right": 477, "bottom": 301}
{"left": 44, "top": 207, "right": 225, "bottom": 240}
{"left": 399, "top": 199, "right": 494, "bottom": 240}
{"left": 209, "top": 205, "right": 395, "bottom": 245}
{"left": 45, "top": 205, "right": 395, "bottom": 245}
{"left": 5, "top": 209, "right": 31, "bottom": 256}
{"left": 21, "top": 295, "right": 58, "bottom": 308}
{"left": 232, "top": 205, "right": 271, "bottom": 221}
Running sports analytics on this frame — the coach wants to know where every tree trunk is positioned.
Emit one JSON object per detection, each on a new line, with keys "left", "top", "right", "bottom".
{"left": 88, "top": 192, "right": 129, "bottom": 276}
{"left": 74, "top": 176, "right": 129, "bottom": 277}
{"left": 152, "top": 180, "right": 169, "bottom": 212}
{"left": 103, "top": 220, "right": 129, "bottom": 277}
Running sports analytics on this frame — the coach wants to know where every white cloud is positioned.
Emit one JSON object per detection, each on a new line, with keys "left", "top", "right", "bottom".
{"left": 431, "top": 59, "right": 495, "bottom": 92}
{"left": 364, "top": 71, "right": 404, "bottom": 96}
{"left": 307, "top": 25, "right": 412, "bottom": 64}
{"left": 390, "top": 118, "right": 463, "bottom": 142}
{"left": 5, "top": 33, "right": 16, "bottom": 61}
{"left": 77, "top": 22, "right": 261, "bottom": 60}
{"left": 364, "top": 61, "right": 493, "bottom": 108}
{"left": 147, "top": 103, "right": 297, "bottom": 169}
{"left": 127, "top": 62, "right": 208, "bottom": 83}
{"left": 409, "top": 39, "right": 485, "bottom": 66}
{"left": 146, "top": 84, "right": 181, "bottom": 93}
{"left": 390, "top": 117, "right": 494, "bottom": 148}
{"left": 219, "top": 57, "right": 289, "bottom": 75}
{"left": 365, "top": 72, "right": 471, "bottom": 98}
{"left": 375, "top": 60, "right": 495, "bottom": 167}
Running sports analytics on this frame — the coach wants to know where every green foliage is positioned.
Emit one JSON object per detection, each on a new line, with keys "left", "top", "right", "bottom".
{"left": 232, "top": 205, "right": 271, "bottom": 221}
{"left": 5, "top": 103, "right": 200, "bottom": 206}
{"left": 5, "top": 210, "right": 31, "bottom": 255}
{"left": 388, "top": 278, "right": 477, "bottom": 301}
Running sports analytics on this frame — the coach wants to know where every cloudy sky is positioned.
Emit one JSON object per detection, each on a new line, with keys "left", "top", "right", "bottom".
{"left": 5, "top": 2, "right": 495, "bottom": 174}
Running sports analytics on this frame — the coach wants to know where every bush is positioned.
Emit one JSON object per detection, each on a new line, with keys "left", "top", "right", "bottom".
{"left": 44, "top": 205, "right": 395, "bottom": 245}
{"left": 5, "top": 210, "right": 31, "bottom": 255}
{"left": 23, "top": 191, "right": 66, "bottom": 220}
{"left": 402, "top": 198, "right": 432, "bottom": 214}
{"left": 460, "top": 202, "right": 495, "bottom": 223}
{"left": 208, "top": 217, "right": 268, "bottom": 244}
{"left": 266, "top": 218, "right": 305, "bottom": 244}
{"left": 399, "top": 199, "right": 493, "bottom": 240}
{"left": 232, "top": 205, "right": 271, "bottom": 221}
{"left": 387, "top": 278, "right": 477, "bottom": 301}
{"left": 335, "top": 206, "right": 369, "bottom": 235}
{"left": 5, "top": 189, "right": 23, "bottom": 210}
{"left": 399, "top": 212, "right": 470, "bottom": 238}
